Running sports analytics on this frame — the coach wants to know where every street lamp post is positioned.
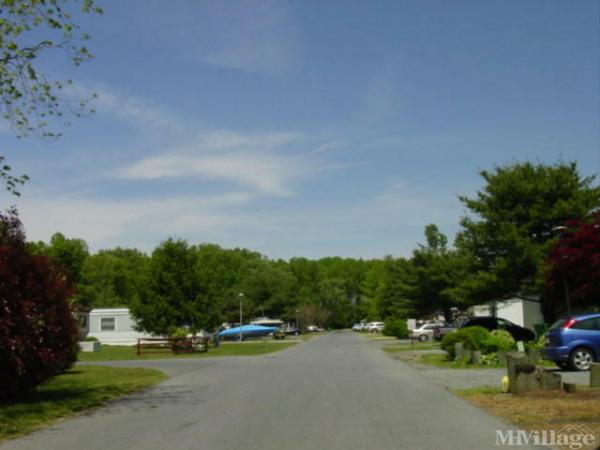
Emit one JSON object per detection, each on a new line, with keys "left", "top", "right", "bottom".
{"left": 552, "top": 226, "right": 572, "bottom": 316}
{"left": 295, "top": 309, "right": 299, "bottom": 330}
{"left": 239, "top": 293, "right": 244, "bottom": 342}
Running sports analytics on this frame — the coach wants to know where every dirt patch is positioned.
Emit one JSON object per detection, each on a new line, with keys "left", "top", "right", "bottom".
{"left": 462, "top": 388, "right": 600, "bottom": 450}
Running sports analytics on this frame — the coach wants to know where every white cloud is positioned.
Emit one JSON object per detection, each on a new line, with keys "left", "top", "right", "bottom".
{"left": 16, "top": 192, "right": 257, "bottom": 251}
{"left": 117, "top": 153, "right": 294, "bottom": 196}
{"left": 114, "top": 130, "right": 322, "bottom": 197}
{"left": 64, "top": 82, "right": 184, "bottom": 136}
{"left": 14, "top": 173, "right": 462, "bottom": 260}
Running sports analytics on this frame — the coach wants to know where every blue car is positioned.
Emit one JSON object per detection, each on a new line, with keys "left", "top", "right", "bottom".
{"left": 543, "top": 313, "right": 600, "bottom": 371}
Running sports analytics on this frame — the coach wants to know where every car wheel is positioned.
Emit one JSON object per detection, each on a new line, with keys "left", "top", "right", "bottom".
{"left": 418, "top": 334, "right": 428, "bottom": 342}
{"left": 569, "top": 347, "right": 595, "bottom": 371}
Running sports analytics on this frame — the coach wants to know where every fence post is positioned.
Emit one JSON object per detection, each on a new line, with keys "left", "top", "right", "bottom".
{"left": 454, "top": 342, "right": 464, "bottom": 361}
{"left": 590, "top": 363, "right": 600, "bottom": 388}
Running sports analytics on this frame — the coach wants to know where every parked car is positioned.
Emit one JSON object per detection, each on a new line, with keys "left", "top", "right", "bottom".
{"left": 367, "top": 322, "right": 385, "bottom": 333}
{"left": 306, "top": 325, "right": 324, "bottom": 332}
{"left": 352, "top": 323, "right": 364, "bottom": 331}
{"left": 433, "top": 323, "right": 458, "bottom": 341}
{"left": 543, "top": 313, "right": 600, "bottom": 371}
{"left": 409, "top": 323, "right": 438, "bottom": 341}
{"left": 283, "top": 326, "right": 301, "bottom": 335}
{"left": 459, "top": 316, "right": 536, "bottom": 342}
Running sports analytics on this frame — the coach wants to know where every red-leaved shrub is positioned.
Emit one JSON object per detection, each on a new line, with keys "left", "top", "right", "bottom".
{"left": 0, "top": 209, "right": 78, "bottom": 399}
{"left": 545, "top": 212, "right": 600, "bottom": 317}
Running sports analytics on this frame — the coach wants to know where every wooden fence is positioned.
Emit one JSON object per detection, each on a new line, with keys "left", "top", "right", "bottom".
{"left": 136, "top": 336, "right": 209, "bottom": 356}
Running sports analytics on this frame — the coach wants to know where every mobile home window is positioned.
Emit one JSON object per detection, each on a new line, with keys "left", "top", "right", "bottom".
{"left": 100, "top": 317, "right": 116, "bottom": 331}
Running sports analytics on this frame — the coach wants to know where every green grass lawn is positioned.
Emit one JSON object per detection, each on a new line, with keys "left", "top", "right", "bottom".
{"left": 407, "top": 352, "right": 555, "bottom": 369}
{"left": 362, "top": 333, "right": 397, "bottom": 340}
{"left": 0, "top": 366, "right": 166, "bottom": 441}
{"left": 417, "top": 353, "right": 482, "bottom": 368}
{"left": 78, "top": 341, "right": 297, "bottom": 362}
{"left": 382, "top": 342, "right": 441, "bottom": 353}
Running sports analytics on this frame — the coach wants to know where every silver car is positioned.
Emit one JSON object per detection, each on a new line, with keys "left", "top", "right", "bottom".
{"left": 410, "top": 323, "right": 438, "bottom": 341}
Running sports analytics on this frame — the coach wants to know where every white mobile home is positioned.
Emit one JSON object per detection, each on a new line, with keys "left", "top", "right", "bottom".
{"left": 472, "top": 296, "right": 544, "bottom": 331}
{"left": 87, "top": 308, "right": 154, "bottom": 345}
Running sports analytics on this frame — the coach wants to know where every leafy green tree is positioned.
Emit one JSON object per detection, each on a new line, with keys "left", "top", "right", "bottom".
{"left": 317, "top": 278, "right": 352, "bottom": 328}
{"left": 78, "top": 248, "right": 149, "bottom": 309}
{"left": 288, "top": 257, "right": 322, "bottom": 306}
{"left": 31, "top": 232, "right": 89, "bottom": 285}
{"left": 296, "top": 303, "right": 329, "bottom": 328}
{"left": 456, "top": 161, "right": 600, "bottom": 303}
{"left": 319, "top": 257, "right": 366, "bottom": 310}
{"left": 360, "top": 259, "right": 385, "bottom": 320}
{"left": 238, "top": 259, "right": 298, "bottom": 321}
{"left": 411, "top": 224, "right": 468, "bottom": 320}
{"left": 194, "top": 244, "right": 262, "bottom": 324}
{"left": 131, "top": 239, "right": 216, "bottom": 335}
{"left": 373, "top": 256, "right": 413, "bottom": 319}
{"left": 0, "top": 0, "right": 102, "bottom": 197}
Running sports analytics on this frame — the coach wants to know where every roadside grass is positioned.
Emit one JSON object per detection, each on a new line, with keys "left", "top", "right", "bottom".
{"left": 382, "top": 342, "right": 441, "bottom": 353}
{"left": 391, "top": 351, "right": 555, "bottom": 369}
{"left": 78, "top": 341, "right": 297, "bottom": 362}
{"left": 292, "top": 333, "right": 318, "bottom": 342}
{"left": 388, "top": 351, "right": 484, "bottom": 369}
{"left": 363, "top": 333, "right": 397, "bottom": 340}
{"left": 455, "top": 386, "right": 600, "bottom": 448}
{"left": 418, "top": 353, "right": 483, "bottom": 369}
{"left": 0, "top": 366, "right": 166, "bottom": 441}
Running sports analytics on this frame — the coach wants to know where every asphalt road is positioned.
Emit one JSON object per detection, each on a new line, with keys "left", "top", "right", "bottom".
{"left": 3, "top": 332, "right": 535, "bottom": 450}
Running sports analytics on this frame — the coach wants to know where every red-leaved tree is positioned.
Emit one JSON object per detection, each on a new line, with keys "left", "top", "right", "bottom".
{"left": 545, "top": 212, "right": 600, "bottom": 317}
{"left": 0, "top": 209, "right": 78, "bottom": 399}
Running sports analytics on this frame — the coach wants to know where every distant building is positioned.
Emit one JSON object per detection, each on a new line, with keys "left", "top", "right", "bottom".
{"left": 86, "top": 308, "right": 155, "bottom": 345}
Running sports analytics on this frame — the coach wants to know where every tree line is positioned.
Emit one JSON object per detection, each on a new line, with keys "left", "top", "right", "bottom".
{"left": 25, "top": 161, "right": 600, "bottom": 335}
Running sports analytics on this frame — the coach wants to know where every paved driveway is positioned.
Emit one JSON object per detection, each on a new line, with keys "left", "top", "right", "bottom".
{"left": 2, "top": 332, "right": 540, "bottom": 450}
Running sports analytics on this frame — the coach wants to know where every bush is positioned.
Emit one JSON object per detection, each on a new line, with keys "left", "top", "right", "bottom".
{"left": 383, "top": 318, "right": 408, "bottom": 339}
{"left": 482, "top": 330, "right": 515, "bottom": 353}
{"left": 461, "top": 326, "right": 491, "bottom": 348}
{"left": 168, "top": 327, "right": 189, "bottom": 339}
{"left": 168, "top": 327, "right": 193, "bottom": 352}
{"left": 0, "top": 210, "right": 78, "bottom": 399}
{"left": 479, "top": 353, "right": 502, "bottom": 367}
{"left": 441, "top": 326, "right": 491, "bottom": 359}
{"left": 525, "top": 333, "right": 545, "bottom": 353}
{"left": 441, "top": 330, "right": 476, "bottom": 358}
{"left": 83, "top": 336, "right": 98, "bottom": 342}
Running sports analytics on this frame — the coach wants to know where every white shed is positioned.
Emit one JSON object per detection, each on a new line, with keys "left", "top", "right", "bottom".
{"left": 472, "top": 296, "right": 544, "bottom": 331}
{"left": 87, "top": 308, "right": 155, "bottom": 345}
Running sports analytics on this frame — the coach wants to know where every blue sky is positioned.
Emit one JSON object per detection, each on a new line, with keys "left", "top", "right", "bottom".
{"left": 4, "top": 0, "right": 599, "bottom": 259}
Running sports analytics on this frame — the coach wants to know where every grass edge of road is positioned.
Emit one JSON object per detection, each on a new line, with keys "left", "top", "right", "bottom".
{"left": 78, "top": 340, "right": 298, "bottom": 361}
{"left": 452, "top": 385, "right": 600, "bottom": 449}
{"left": 382, "top": 343, "right": 441, "bottom": 352}
{"left": 387, "top": 349, "right": 555, "bottom": 370}
{"left": 0, "top": 365, "right": 167, "bottom": 441}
